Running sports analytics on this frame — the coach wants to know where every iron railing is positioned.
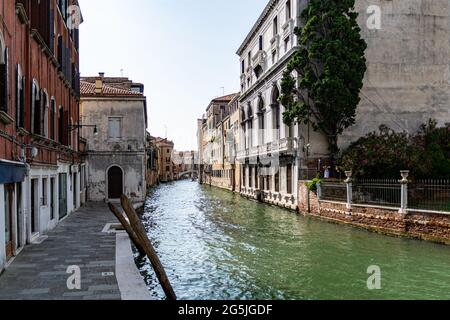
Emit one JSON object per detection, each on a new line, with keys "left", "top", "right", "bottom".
{"left": 352, "top": 179, "right": 401, "bottom": 207}
{"left": 408, "top": 180, "right": 450, "bottom": 212}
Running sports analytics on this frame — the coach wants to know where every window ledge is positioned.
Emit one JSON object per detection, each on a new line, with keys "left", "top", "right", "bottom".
{"left": 0, "top": 111, "right": 14, "bottom": 125}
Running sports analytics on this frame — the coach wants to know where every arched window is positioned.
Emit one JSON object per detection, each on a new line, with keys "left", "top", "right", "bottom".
{"left": 241, "top": 108, "right": 247, "bottom": 150}
{"left": 50, "top": 98, "right": 56, "bottom": 140}
{"left": 16, "top": 64, "right": 25, "bottom": 128}
{"left": 58, "top": 105, "right": 64, "bottom": 144}
{"left": 257, "top": 96, "right": 265, "bottom": 145}
{"left": 42, "top": 90, "right": 49, "bottom": 138}
{"left": 0, "top": 43, "right": 8, "bottom": 114}
{"left": 271, "top": 85, "right": 281, "bottom": 140}
{"left": 31, "top": 79, "right": 41, "bottom": 134}
{"left": 247, "top": 103, "right": 253, "bottom": 148}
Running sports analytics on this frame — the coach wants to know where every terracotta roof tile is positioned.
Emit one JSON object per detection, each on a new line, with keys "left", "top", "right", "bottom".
{"left": 80, "top": 81, "right": 143, "bottom": 97}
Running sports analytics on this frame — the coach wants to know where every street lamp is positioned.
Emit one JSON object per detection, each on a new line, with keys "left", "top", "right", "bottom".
{"left": 69, "top": 123, "right": 98, "bottom": 135}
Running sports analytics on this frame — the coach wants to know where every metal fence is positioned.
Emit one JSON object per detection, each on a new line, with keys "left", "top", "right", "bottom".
{"left": 408, "top": 180, "right": 450, "bottom": 212}
{"left": 352, "top": 179, "right": 401, "bottom": 207}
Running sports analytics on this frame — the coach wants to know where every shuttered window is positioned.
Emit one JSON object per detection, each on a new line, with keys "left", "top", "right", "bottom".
{"left": 108, "top": 118, "right": 122, "bottom": 139}
{"left": 50, "top": 98, "right": 56, "bottom": 140}
{"left": 0, "top": 48, "right": 9, "bottom": 113}
{"left": 16, "top": 65, "right": 25, "bottom": 128}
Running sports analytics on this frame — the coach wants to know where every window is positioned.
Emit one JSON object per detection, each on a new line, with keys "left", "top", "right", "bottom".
{"left": 31, "top": 80, "right": 41, "bottom": 134}
{"left": 275, "top": 172, "right": 280, "bottom": 193}
{"left": 286, "top": 0, "right": 292, "bottom": 20}
{"left": 241, "top": 60, "right": 245, "bottom": 74}
{"left": 108, "top": 117, "right": 122, "bottom": 139}
{"left": 273, "top": 16, "right": 278, "bottom": 35}
{"left": 50, "top": 98, "right": 56, "bottom": 140}
{"left": 16, "top": 64, "right": 25, "bottom": 128}
{"left": 259, "top": 35, "right": 263, "bottom": 51}
{"left": 0, "top": 48, "right": 8, "bottom": 113}
{"left": 42, "top": 178, "right": 48, "bottom": 206}
{"left": 284, "top": 36, "right": 290, "bottom": 52}
{"left": 287, "top": 165, "right": 293, "bottom": 194}
{"left": 272, "top": 50, "right": 277, "bottom": 64}
{"left": 42, "top": 91, "right": 49, "bottom": 138}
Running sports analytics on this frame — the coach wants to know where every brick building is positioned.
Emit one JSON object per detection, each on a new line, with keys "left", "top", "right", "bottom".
{"left": 0, "top": 0, "right": 83, "bottom": 272}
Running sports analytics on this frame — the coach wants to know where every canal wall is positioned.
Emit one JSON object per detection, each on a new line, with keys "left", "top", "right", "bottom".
{"left": 298, "top": 181, "right": 450, "bottom": 245}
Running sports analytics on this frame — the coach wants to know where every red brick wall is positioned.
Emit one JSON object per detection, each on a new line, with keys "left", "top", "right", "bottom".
{"left": 0, "top": 0, "right": 81, "bottom": 166}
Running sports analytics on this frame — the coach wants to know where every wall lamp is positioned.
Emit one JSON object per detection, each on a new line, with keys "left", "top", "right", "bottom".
{"left": 69, "top": 123, "right": 98, "bottom": 135}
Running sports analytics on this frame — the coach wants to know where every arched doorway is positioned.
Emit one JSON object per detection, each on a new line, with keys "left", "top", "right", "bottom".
{"left": 108, "top": 166, "right": 123, "bottom": 199}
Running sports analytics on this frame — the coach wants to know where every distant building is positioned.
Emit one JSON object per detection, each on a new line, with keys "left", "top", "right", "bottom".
{"left": 146, "top": 133, "right": 160, "bottom": 188}
{"left": 152, "top": 137, "right": 175, "bottom": 183}
{"left": 198, "top": 93, "right": 239, "bottom": 190}
{"left": 80, "top": 73, "right": 148, "bottom": 202}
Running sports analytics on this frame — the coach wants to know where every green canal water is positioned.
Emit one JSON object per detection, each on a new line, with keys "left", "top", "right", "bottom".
{"left": 136, "top": 180, "right": 450, "bottom": 300}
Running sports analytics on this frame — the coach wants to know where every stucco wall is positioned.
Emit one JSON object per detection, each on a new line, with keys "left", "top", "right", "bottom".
{"left": 81, "top": 98, "right": 147, "bottom": 202}
{"left": 87, "top": 153, "right": 146, "bottom": 202}
{"left": 340, "top": 0, "right": 450, "bottom": 147}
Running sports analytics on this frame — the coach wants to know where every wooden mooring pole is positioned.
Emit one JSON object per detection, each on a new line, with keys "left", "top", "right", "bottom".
{"left": 109, "top": 195, "right": 177, "bottom": 300}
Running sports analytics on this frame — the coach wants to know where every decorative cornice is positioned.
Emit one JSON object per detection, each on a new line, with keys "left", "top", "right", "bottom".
{"left": 236, "top": 0, "right": 279, "bottom": 56}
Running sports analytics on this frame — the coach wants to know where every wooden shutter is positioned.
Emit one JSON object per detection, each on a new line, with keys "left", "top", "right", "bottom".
{"left": 0, "top": 48, "right": 9, "bottom": 113}
{"left": 49, "top": 7, "right": 55, "bottom": 53}
{"left": 20, "top": 76, "right": 25, "bottom": 128}
{"left": 15, "top": 65, "right": 19, "bottom": 124}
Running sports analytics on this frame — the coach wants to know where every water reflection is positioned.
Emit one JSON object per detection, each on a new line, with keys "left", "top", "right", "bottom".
{"left": 135, "top": 181, "right": 450, "bottom": 300}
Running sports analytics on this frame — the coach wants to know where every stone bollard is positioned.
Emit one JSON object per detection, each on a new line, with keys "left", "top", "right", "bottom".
{"left": 399, "top": 170, "right": 409, "bottom": 214}
{"left": 345, "top": 171, "right": 353, "bottom": 211}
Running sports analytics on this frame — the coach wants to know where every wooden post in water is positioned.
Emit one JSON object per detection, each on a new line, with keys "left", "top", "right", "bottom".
{"left": 120, "top": 195, "right": 177, "bottom": 300}
{"left": 108, "top": 202, "right": 146, "bottom": 256}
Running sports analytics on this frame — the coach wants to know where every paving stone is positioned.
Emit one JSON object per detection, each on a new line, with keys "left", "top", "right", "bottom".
{"left": 0, "top": 204, "right": 122, "bottom": 300}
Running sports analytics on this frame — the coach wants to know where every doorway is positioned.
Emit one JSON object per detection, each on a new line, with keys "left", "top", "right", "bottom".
{"left": 50, "top": 178, "right": 55, "bottom": 220}
{"left": 16, "top": 182, "right": 22, "bottom": 249}
{"left": 59, "top": 173, "right": 67, "bottom": 220}
{"left": 4, "top": 184, "right": 14, "bottom": 260}
{"left": 30, "top": 179, "right": 38, "bottom": 235}
{"left": 108, "top": 166, "right": 123, "bottom": 199}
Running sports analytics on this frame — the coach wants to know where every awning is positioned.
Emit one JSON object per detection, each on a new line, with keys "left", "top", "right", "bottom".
{"left": 0, "top": 160, "right": 27, "bottom": 184}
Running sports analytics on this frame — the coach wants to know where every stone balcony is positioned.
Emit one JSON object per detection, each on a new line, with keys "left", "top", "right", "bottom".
{"left": 282, "top": 19, "right": 295, "bottom": 39}
{"left": 270, "top": 35, "right": 280, "bottom": 51}
{"left": 252, "top": 50, "right": 267, "bottom": 70}
{"left": 236, "top": 137, "right": 296, "bottom": 161}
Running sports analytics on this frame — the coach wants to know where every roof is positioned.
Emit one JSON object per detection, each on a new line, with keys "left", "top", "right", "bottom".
{"left": 80, "top": 81, "right": 144, "bottom": 97}
{"left": 212, "top": 93, "right": 240, "bottom": 103}
{"left": 236, "top": 0, "right": 278, "bottom": 55}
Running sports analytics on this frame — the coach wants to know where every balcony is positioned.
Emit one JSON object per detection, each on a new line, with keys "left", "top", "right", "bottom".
{"left": 282, "top": 19, "right": 294, "bottom": 39}
{"left": 236, "top": 137, "right": 296, "bottom": 161}
{"left": 270, "top": 35, "right": 280, "bottom": 51}
{"left": 252, "top": 50, "right": 267, "bottom": 69}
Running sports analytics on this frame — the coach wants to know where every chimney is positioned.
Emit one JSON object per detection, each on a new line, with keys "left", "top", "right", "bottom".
{"left": 95, "top": 72, "right": 104, "bottom": 94}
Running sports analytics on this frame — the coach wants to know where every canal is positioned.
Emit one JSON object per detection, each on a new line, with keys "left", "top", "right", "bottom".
{"left": 136, "top": 180, "right": 450, "bottom": 300}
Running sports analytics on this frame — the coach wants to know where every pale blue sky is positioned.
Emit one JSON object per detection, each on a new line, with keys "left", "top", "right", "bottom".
{"left": 78, "top": 0, "right": 267, "bottom": 150}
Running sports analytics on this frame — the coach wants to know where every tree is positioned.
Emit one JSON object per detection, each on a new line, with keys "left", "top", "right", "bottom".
{"left": 280, "top": 0, "right": 367, "bottom": 169}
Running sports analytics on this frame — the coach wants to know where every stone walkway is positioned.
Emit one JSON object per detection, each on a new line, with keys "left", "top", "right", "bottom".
{"left": 0, "top": 203, "right": 123, "bottom": 300}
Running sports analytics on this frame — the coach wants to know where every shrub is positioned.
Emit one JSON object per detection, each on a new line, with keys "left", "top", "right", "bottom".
{"left": 338, "top": 120, "right": 450, "bottom": 179}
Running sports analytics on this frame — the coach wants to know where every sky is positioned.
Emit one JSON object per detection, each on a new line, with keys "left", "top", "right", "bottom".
{"left": 78, "top": 0, "right": 267, "bottom": 151}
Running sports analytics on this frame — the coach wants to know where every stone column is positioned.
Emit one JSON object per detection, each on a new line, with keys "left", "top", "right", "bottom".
{"left": 345, "top": 171, "right": 353, "bottom": 211}
{"left": 399, "top": 170, "right": 409, "bottom": 214}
